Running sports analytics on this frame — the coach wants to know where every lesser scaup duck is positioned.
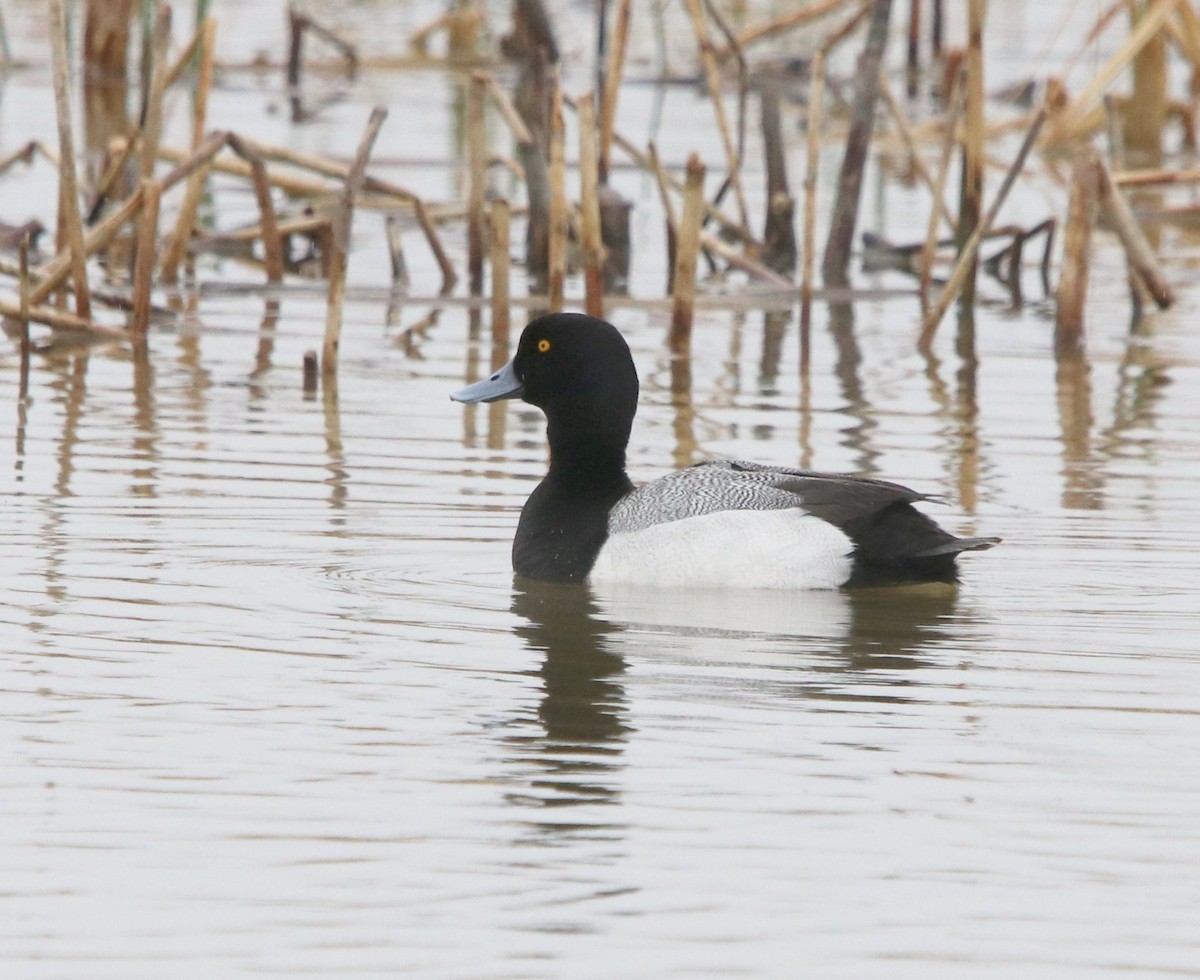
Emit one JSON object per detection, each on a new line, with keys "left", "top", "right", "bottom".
{"left": 452, "top": 313, "right": 998, "bottom": 588}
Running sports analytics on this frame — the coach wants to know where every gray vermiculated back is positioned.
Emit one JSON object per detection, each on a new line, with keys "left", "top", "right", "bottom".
{"left": 607, "top": 459, "right": 927, "bottom": 535}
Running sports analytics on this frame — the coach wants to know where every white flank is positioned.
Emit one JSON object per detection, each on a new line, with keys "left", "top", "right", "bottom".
{"left": 588, "top": 509, "right": 854, "bottom": 590}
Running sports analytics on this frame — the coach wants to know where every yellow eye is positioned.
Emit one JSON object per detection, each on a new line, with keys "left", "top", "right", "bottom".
{"left": 537, "top": 339, "right": 551, "bottom": 352}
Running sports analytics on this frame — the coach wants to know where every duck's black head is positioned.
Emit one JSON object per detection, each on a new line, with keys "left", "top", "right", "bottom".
{"left": 452, "top": 313, "right": 640, "bottom": 460}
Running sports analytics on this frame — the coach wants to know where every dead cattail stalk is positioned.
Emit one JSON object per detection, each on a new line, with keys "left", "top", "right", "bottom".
{"left": 480, "top": 74, "right": 535, "bottom": 144}
{"left": 1095, "top": 158, "right": 1174, "bottom": 308}
{"left": 161, "top": 16, "right": 217, "bottom": 283}
{"left": 577, "top": 91, "right": 606, "bottom": 316}
{"left": 227, "top": 135, "right": 286, "bottom": 283}
{"left": 801, "top": 52, "right": 827, "bottom": 328}
{"left": 49, "top": 0, "right": 92, "bottom": 321}
{"left": 1126, "top": 3, "right": 1168, "bottom": 166}
{"left": 670, "top": 154, "right": 706, "bottom": 351}
{"left": 140, "top": 5, "right": 172, "bottom": 182}
{"left": 302, "top": 350, "right": 319, "bottom": 393}
{"left": 919, "top": 65, "right": 964, "bottom": 310}
{"left": 759, "top": 78, "right": 797, "bottom": 276}
{"left": 683, "top": 0, "right": 751, "bottom": 234}
{"left": 385, "top": 214, "right": 410, "bottom": 288}
{"left": 822, "top": 0, "right": 892, "bottom": 288}
{"left": 957, "top": 0, "right": 985, "bottom": 307}
{"left": 0, "top": 297, "right": 125, "bottom": 338}
{"left": 547, "top": 79, "right": 567, "bottom": 310}
{"left": 18, "top": 235, "right": 31, "bottom": 392}
{"left": 879, "top": 72, "right": 958, "bottom": 236}
{"left": 490, "top": 197, "right": 511, "bottom": 349}
{"left": 1054, "top": 157, "right": 1101, "bottom": 351}
{"left": 919, "top": 109, "right": 1047, "bottom": 350}
{"left": 130, "top": 178, "right": 162, "bottom": 337}
{"left": 467, "top": 73, "right": 488, "bottom": 294}
{"left": 1048, "top": 0, "right": 1182, "bottom": 144}
{"left": 322, "top": 107, "right": 388, "bottom": 377}
{"left": 598, "top": 0, "right": 631, "bottom": 184}
{"left": 906, "top": 0, "right": 921, "bottom": 96}
{"left": 713, "top": 0, "right": 853, "bottom": 59}
{"left": 647, "top": 141, "right": 679, "bottom": 292}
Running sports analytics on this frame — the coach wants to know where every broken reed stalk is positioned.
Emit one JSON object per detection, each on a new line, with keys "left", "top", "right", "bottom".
{"left": 647, "top": 141, "right": 679, "bottom": 292}
{"left": 919, "top": 66, "right": 964, "bottom": 311}
{"left": 919, "top": 108, "right": 1048, "bottom": 350}
{"left": 48, "top": 0, "right": 92, "bottom": 321}
{"left": 561, "top": 92, "right": 755, "bottom": 248}
{"left": 713, "top": 0, "right": 851, "bottom": 59}
{"left": 467, "top": 73, "right": 488, "bottom": 294}
{"left": 490, "top": 197, "right": 511, "bottom": 350}
{"left": 1049, "top": 0, "right": 1181, "bottom": 143}
{"left": 957, "top": 0, "right": 986, "bottom": 308}
{"left": 759, "top": 78, "right": 797, "bottom": 276}
{"left": 683, "top": 0, "right": 751, "bottom": 235}
{"left": 801, "top": 52, "right": 827, "bottom": 329}
{"left": 227, "top": 135, "right": 286, "bottom": 282}
{"left": 322, "top": 106, "right": 388, "bottom": 377}
{"left": 18, "top": 236, "right": 31, "bottom": 392}
{"left": 384, "top": 214, "right": 409, "bottom": 287}
{"left": 577, "top": 91, "right": 605, "bottom": 317}
{"left": 670, "top": 154, "right": 706, "bottom": 352}
{"left": 161, "top": 16, "right": 217, "bottom": 283}
{"left": 822, "top": 0, "right": 892, "bottom": 288}
{"left": 1054, "top": 157, "right": 1100, "bottom": 350}
{"left": 547, "top": 79, "right": 567, "bottom": 310}
{"left": 0, "top": 297, "right": 127, "bottom": 337}
{"left": 1095, "top": 158, "right": 1174, "bottom": 308}
{"left": 1127, "top": 4, "right": 1168, "bottom": 167}
{"left": 157, "top": 135, "right": 458, "bottom": 292}
{"left": 130, "top": 179, "right": 162, "bottom": 337}
{"left": 480, "top": 74, "right": 534, "bottom": 144}
{"left": 879, "top": 72, "right": 957, "bottom": 235}
{"left": 140, "top": 5, "right": 172, "bottom": 182}
{"left": 598, "top": 0, "right": 632, "bottom": 183}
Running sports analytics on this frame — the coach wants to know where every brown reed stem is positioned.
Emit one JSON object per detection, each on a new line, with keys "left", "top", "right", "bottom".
{"left": 467, "top": 73, "right": 488, "bottom": 294}
{"left": 598, "top": 0, "right": 632, "bottom": 184}
{"left": 683, "top": 0, "right": 751, "bottom": 235}
{"left": 1054, "top": 157, "right": 1100, "bottom": 351}
{"left": 227, "top": 135, "right": 286, "bottom": 283}
{"left": 161, "top": 16, "right": 217, "bottom": 283}
{"left": 385, "top": 214, "right": 410, "bottom": 288}
{"left": 490, "top": 197, "right": 511, "bottom": 350}
{"left": 140, "top": 5, "right": 172, "bottom": 182}
{"left": 670, "top": 154, "right": 706, "bottom": 352}
{"left": 480, "top": 73, "right": 534, "bottom": 144}
{"left": 920, "top": 108, "right": 1047, "bottom": 350}
{"left": 577, "top": 91, "right": 605, "bottom": 317}
{"left": 959, "top": 0, "right": 986, "bottom": 273}
{"left": 49, "top": 0, "right": 92, "bottom": 322}
{"left": 1095, "top": 158, "right": 1174, "bottom": 308}
{"left": 919, "top": 65, "right": 964, "bottom": 311}
{"left": 822, "top": 0, "right": 892, "bottom": 287}
{"left": 130, "top": 178, "right": 162, "bottom": 338}
{"left": 879, "top": 72, "right": 957, "bottom": 235}
{"left": 18, "top": 235, "right": 31, "bottom": 392}
{"left": 801, "top": 52, "right": 827, "bottom": 327}
{"left": 713, "top": 0, "right": 852, "bottom": 59}
{"left": 323, "top": 107, "right": 388, "bottom": 377}
{"left": 647, "top": 141, "right": 679, "bottom": 293}
{"left": 547, "top": 78, "right": 567, "bottom": 310}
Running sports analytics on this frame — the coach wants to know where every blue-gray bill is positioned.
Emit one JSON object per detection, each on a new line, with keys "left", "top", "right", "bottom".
{"left": 450, "top": 359, "right": 523, "bottom": 403}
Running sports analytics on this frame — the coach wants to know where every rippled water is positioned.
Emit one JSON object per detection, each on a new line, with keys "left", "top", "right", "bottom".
{"left": 3, "top": 1, "right": 1200, "bottom": 977}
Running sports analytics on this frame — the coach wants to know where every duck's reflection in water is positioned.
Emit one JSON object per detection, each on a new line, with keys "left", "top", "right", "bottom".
{"left": 505, "top": 580, "right": 979, "bottom": 828}
{"left": 505, "top": 581, "right": 631, "bottom": 818}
